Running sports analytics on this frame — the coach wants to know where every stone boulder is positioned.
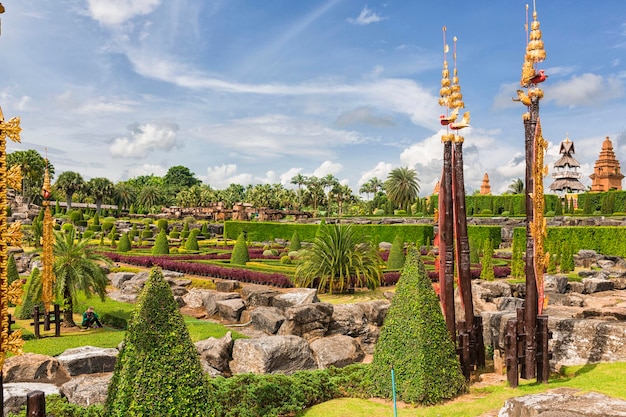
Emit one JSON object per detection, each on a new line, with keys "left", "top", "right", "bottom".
{"left": 242, "top": 285, "right": 281, "bottom": 307}
{"left": 328, "top": 303, "right": 368, "bottom": 337}
{"left": 474, "top": 280, "right": 512, "bottom": 301}
{"left": 108, "top": 272, "right": 135, "bottom": 289}
{"left": 3, "top": 353, "right": 70, "bottom": 385}
{"left": 495, "top": 297, "right": 524, "bottom": 312}
{"left": 583, "top": 278, "right": 615, "bottom": 294}
{"left": 230, "top": 335, "right": 317, "bottom": 375}
{"left": 215, "top": 280, "right": 240, "bottom": 292}
{"left": 277, "top": 303, "right": 333, "bottom": 341}
{"left": 195, "top": 331, "right": 233, "bottom": 376}
{"left": 358, "top": 300, "right": 389, "bottom": 326}
{"left": 60, "top": 373, "right": 112, "bottom": 407}
{"left": 271, "top": 289, "right": 319, "bottom": 310}
{"left": 204, "top": 291, "right": 241, "bottom": 315}
{"left": 249, "top": 307, "right": 285, "bottom": 334}
{"left": 182, "top": 288, "right": 214, "bottom": 309}
{"left": 544, "top": 274, "right": 569, "bottom": 294}
{"left": 309, "top": 335, "right": 364, "bottom": 369}
{"left": 56, "top": 346, "right": 119, "bottom": 376}
{"left": 3, "top": 383, "right": 61, "bottom": 417}
{"left": 216, "top": 298, "right": 246, "bottom": 322}
{"left": 499, "top": 389, "right": 626, "bottom": 417}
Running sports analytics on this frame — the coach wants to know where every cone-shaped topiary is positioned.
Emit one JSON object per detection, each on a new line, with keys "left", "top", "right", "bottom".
{"left": 104, "top": 267, "right": 211, "bottom": 416}
{"left": 480, "top": 239, "right": 495, "bottom": 281}
{"left": 92, "top": 212, "right": 100, "bottom": 226}
{"left": 386, "top": 235, "right": 405, "bottom": 270}
{"left": 152, "top": 229, "right": 170, "bottom": 255}
{"left": 117, "top": 232, "right": 132, "bottom": 253}
{"left": 315, "top": 218, "right": 326, "bottom": 238}
{"left": 18, "top": 268, "right": 44, "bottom": 319}
{"left": 289, "top": 231, "right": 301, "bottom": 251}
{"left": 200, "top": 222, "right": 208, "bottom": 237}
{"left": 370, "top": 247, "right": 466, "bottom": 405}
{"left": 7, "top": 253, "right": 19, "bottom": 285}
{"left": 184, "top": 229, "right": 199, "bottom": 251}
{"left": 156, "top": 219, "right": 168, "bottom": 232}
{"left": 230, "top": 232, "right": 250, "bottom": 265}
{"left": 181, "top": 221, "right": 190, "bottom": 239}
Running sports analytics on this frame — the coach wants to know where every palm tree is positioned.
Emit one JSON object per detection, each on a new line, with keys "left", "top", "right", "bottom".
{"left": 330, "top": 183, "right": 354, "bottom": 217}
{"left": 295, "top": 224, "right": 383, "bottom": 294}
{"left": 87, "top": 177, "right": 114, "bottom": 214}
{"left": 137, "top": 184, "right": 165, "bottom": 210}
{"left": 7, "top": 149, "right": 55, "bottom": 204}
{"left": 321, "top": 174, "right": 339, "bottom": 211}
{"left": 113, "top": 182, "right": 137, "bottom": 211}
{"left": 304, "top": 176, "right": 324, "bottom": 214}
{"left": 55, "top": 171, "right": 85, "bottom": 211}
{"left": 290, "top": 173, "right": 307, "bottom": 208}
{"left": 385, "top": 167, "right": 420, "bottom": 210}
{"left": 53, "top": 228, "right": 111, "bottom": 326}
{"left": 507, "top": 178, "right": 525, "bottom": 194}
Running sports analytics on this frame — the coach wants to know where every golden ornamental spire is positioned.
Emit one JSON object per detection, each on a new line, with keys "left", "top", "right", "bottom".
{"left": 42, "top": 157, "right": 55, "bottom": 311}
{"left": 521, "top": 3, "right": 547, "bottom": 88}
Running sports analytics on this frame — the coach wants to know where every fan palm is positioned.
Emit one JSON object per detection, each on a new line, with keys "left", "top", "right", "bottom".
{"left": 385, "top": 167, "right": 420, "bottom": 210}
{"left": 295, "top": 224, "right": 383, "bottom": 294}
{"left": 507, "top": 178, "right": 525, "bottom": 194}
{"left": 53, "top": 228, "right": 112, "bottom": 326}
{"left": 55, "top": 171, "right": 85, "bottom": 211}
{"left": 87, "top": 177, "right": 114, "bottom": 214}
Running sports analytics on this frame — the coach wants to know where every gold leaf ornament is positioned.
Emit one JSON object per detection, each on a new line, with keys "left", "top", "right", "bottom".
{"left": 7, "top": 279, "right": 24, "bottom": 305}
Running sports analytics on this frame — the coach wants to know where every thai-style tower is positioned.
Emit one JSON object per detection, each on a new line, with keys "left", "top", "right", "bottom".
{"left": 480, "top": 173, "right": 492, "bottom": 195}
{"left": 590, "top": 136, "right": 624, "bottom": 191}
{"left": 549, "top": 136, "right": 585, "bottom": 195}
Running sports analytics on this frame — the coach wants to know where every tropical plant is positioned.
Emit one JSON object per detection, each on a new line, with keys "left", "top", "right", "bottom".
{"left": 54, "top": 171, "right": 84, "bottom": 211}
{"left": 113, "top": 182, "right": 137, "bottom": 211}
{"left": 17, "top": 268, "right": 44, "bottom": 319}
{"left": 295, "top": 224, "right": 383, "bottom": 294}
{"left": 104, "top": 267, "right": 211, "bottom": 416}
{"left": 137, "top": 185, "right": 166, "bottom": 211}
{"left": 86, "top": 177, "right": 114, "bottom": 214}
{"left": 230, "top": 233, "right": 250, "bottom": 265}
{"left": 385, "top": 167, "right": 420, "bottom": 211}
{"left": 507, "top": 178, "right": 525, "bottom": 195}
{"left": 53, "top": 228, "right": 111, "bottom": 326}
{"left": 163, "top": 165, "right": 201, "bottom": 190}
{"left": 7, "top": 149, "right": 55, "bottom": 205}
{"left": 290, "top": 173, "right": 307, "bottom": 208}
{"left": 370, "top": 247, "right": 467, "bottom": 404}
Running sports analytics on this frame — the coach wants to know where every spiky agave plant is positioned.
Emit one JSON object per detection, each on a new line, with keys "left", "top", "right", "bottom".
{"left": 295, "top": 224, "right": 383, "bottom": 294}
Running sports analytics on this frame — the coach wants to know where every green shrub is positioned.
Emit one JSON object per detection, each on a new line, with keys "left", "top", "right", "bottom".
{"left": 480, "top": 239, "right": 495, "bottom": 281}
{"left": 92, "top": 212, "right": 100, "bottom": 226}
{"left": 280, "top": 255, "right": 292, "bottom": 264}
{"left": 156, "top": 219, "right": 168, "bottom": 232}
{"left": 83, "top": 230, "right": 95, "bottom": 240}
{"left": 87, "top": 224, "right": 102, "bottom": 232}
{"left": 69, "top": 210, "right": 83, "bottom": 223}
{"left": 230, "top": 233, "right": 250, "bottom": 265}
{"left": 184, "top": 230, "right": 200, "bottom": 251}
{"left": 545, "top": 210, "right": 556, "bottom": 217}
{"left": 108, "top": 226, "right": 119, "bottom": 243}
{"left": 289, "top": 231, "right": 302, "bottom": 251}
{"left": 17, "top": 268, "right": 44, "bottom": 320}
{"left": 7, "top": 253, "right": 19, "bottom": 285}
{"left": 370, "top": 247, "right": 466, "bottom": 404}
{"left": 500, "top": 211, "right": 510, "bottom": 217}
{"left": 169, "top": 231, "right": 181, "bottom": 239}
{"left": 560, "top": 241, "right": 575, "bottom": 273}
{"left": 151, "top": 229, "right": 170, "bottom": 255}
{"left": 104, "top": 268, "right": 211, "bottom": 416}
{"left": 387, "top": 235, "right": 405, "bottom": 270}
{"left": 181, "top": 222, "right": 190, "bottom": 239}
{"left": 480, "top": 209, "right": 492, "bottom": 215}
{"left": 101, "top": 221, "right": 114, "bottom": 232}
{"left": 373, "top": 208, "right": 384, "bottom": 216}
{"left": 141, "top": 229, "right": 153, "bottom": 239}
{"left": 142, "top": 218, "right": 153, "bottom": 225}
{"left": 61, "top": 222, "right": 75, "bottom": 233}
{"left": 117, "top": 232, "right": 132, "bottom": 253}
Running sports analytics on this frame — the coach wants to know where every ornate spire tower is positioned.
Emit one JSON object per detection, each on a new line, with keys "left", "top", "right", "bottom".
{"left": 42, "top": 158, "right": 55, "bottom": 314}
{"left": 589, "top": 136, "right": 624, "bottom": 191}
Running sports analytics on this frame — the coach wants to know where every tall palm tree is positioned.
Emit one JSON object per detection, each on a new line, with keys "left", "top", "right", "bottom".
{"left": 7, "top": 149, "right": 55, "bottom": 204}
{"left": 137, "top": 185, "right": 165, "bottom": 210}
{"left": 385, "top": 167, "right": 420, "bottom": 210}
{"left": 295, "top": 224, "right": 383, "bottom": 294}
{"left": 55, "top": 171, "right": 85, "bottom": 211}
{"left": 53, "top": 228, "right": 111, "bottom": 326}
{"left": 87, "top": 177, "right": 114, "bottom": 214}
{"left": 507, "top": 178, "right": 525, "bottom": 194}
{"left": 304, "top": 176, "right": 324, "bottom": 214}
{"left": 321, "top": 174, "right": 339, "bottom": 211}
{"left": 290, "top": 173, "right": 307, "bottom": 208}
{"left": 113, "top": 182, "right": 137, "bottom": 211}
{"left": 330, "top": 183, "right": 354, "bottom": 217}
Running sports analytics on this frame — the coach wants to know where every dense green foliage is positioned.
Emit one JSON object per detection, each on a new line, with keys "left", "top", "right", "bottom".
{"left": 230, "top": 232, "right": 250, "bottom": 265}
{"left": 480, "top": 239, "right": 495, "bottom": 281}
{"left": 184, "top": 229, "right": 200, "bottom": 251}
{"left": 386, "top": 234, "right": 405, "bottom": 270}
{"left": 151, "top": 229, "right": 170, "bottom": 255}
{"left": 104, "top": 268, "right": 211, "bottom": 417}
{"left": 370, "top": 248, "right": 466, "bottom": 404}
{"left": 17, "top": 268, "right": 44, "bottom": 319}
{"left": 116, "top": 232, "right": 131, "bottom": 253}
{"left": 7, "top": 253, "right": 19, "bottom": 285}
{"left": 289, "top": 231, "right": 302, "bottom": 251}
{"left": 295, "top": 224, "right": 383, "bottom": 293}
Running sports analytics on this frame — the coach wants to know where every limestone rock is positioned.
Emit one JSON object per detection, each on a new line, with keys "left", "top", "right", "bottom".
{"left": 278, "top": 303, "right": 333, "bottom": 341}
{"left": 328, "top": 303, "right": 368, "bottom": 337}
{"left": 495, "top": 297, "right": 524, "bottom": 312}
{"left": 583, "top": 278, "right": 615, "bottom": 294}
{"left": 309, "top": 335, "right": 364, "bottom": 369}
{"left": 544, "top": 274, "right": 569, "bottom": 294}
{"left": 498, "top": 390, "right": 626, "bottom": 417}
{"left": 60, "top": 373, "right": 112, "bottom": 407}
{"left": 204, "top": 291, "right": 241, "bottom": 315}
{"left": 195, "top": 331, "right": 233, "bottom": 375}
{"left": 216, "top": 298, "right": 246, "bottom": 322}
{"left": 108, "top": 272, "right": 135, "bottom": 288}
{"left": 230, "top": 335, "right": 317, "bottom": 375}
{"left": 56, "top": 346, "right": 118, "bottom": 376}
{"left": 3, "top": 353, "right": 70, "bottom": 385}
{"left": 357, "top": 300, "right": 389, "bottom": 326}
{"left": 242, "top": 285, "right": 281, "bottom": 307}
{"left": 182, "top": 288, "right": 214, "bottom": 309}
{"left": 215, "top": 280, "right": 240, "bottom": 292}
{"left": 272, "top": 289, "right": 319, "bottom": 310}
{"left": 250, "top": 307, "right": 285, "bottom": 334}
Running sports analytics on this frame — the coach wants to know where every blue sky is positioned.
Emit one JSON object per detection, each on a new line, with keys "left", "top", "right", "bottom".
{"left": 1, "top": 1, "right": 625, "bottom": 196}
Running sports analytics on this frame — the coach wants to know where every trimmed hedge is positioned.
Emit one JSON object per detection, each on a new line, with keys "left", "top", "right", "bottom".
{"left": 151, "top": 229, "right": 170, "bottom": 255}
{"left": 230, "top": 233, "right": 250, "bottom": 265}
{"left": 386, "top": 235, "right": 405, "bottom": 270}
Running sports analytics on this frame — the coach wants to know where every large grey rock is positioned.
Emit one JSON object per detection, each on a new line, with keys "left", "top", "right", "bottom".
{"left": 583, "top": 278, "right": 615, "bottom": 294}
{"left": 481, "top": 311, "right": 516, "bottom": 350}
{"left": 309, "top": 335, "right": 364, "bottom": 369}
{"left": 230, "top": 335, "right": 317, "bottom": 375}
{"left": 548, "top": 293, "right": 585, "bottom": 307}
{"left": 544, "top": 274, "right": 569, "bottom": 294}
{"left": 278, "top": 303, "right": 333, "bottom": 341}
{"left": 3, "top": 383, "right": 61, "bottom": 417}
{"left": 108, "top": 272, "right": 135, "bottom": 288}
{"left": 498, "top": 390, "right": 626, "bottom": 417}
{"left": 182, "top": 288, "right": 214, "bottom": 309}
{"left": 272, "top": 289, "right": 319, "bottom": 310}
{"left": 551, "top": 318, "right": 626, "bottom": 369}
{"left": 475, "top": 280, "right": 512, "bottom": 300}
{"left": 204, "top": 291, "right": 241, "bottom": 315}
{"left": 242, "top": 285, "right": 281, "bottom": 307}
{"left": 195, "top": 331, "right": 233, "bottom": 375}
{"left": 495, "top": 297, "right": 524, "bottom": 312}
{"left": 3, "top": 353, "right": 70, "bottom": 385}
{"left": 215, "top": 280, "right": 240, "bottom": 292}
{"left": 250, "top": 307, "right": 285, "bottom": 334}
{"left": 575, "top": 250, "right": 602, "bottom": 268}
{"left": 328, "top": 304, "right": 368, "bottom": 337}
{"left": 358, "top": 300, "right": 389, "bottom": 326}
{"left": 60, "top": 373, "right": 112, "bottom": 407}
{"left": 216, "top": 298, "right": 246, "bottom": 322}
{"left": 56, "top": 346, "right": 118, "bottom": 376}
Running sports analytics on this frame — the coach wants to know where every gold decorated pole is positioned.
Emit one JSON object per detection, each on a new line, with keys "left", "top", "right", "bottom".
{"left": 0, "top": 107, "right": 26, "bottom": 369}
{"left": 41, "top": 158, "right": 55, "bottom": 316}
{"left": 514, "top": 2, "right": 548, "bottom": 381}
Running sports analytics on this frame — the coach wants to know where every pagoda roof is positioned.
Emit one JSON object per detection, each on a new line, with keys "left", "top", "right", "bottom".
{"left": 553, "top": 155, "right": 581, "bottom": 168}
{"left": 548, "top": 178, "right": 586, "bottom": 192}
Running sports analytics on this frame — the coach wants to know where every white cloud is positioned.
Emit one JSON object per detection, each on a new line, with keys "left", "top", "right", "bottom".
{"left": 313, "top": 160, "right": 343, "bottom": 177}
{"left": 279, "top": 167, "right": 304, "bottom": 187}
{"left": 335, "top": 106, "right": 394, "bottom": 128}
{"left": 358, "top": 161, "right": 393, "bottom": 187}
{"left": 121, "top": 163, "right": 168, "bottom": 179}
{"left": 347, "top": 7, "right": 386, "bottom": 25}
{"left": 545, "top": 73, "right": 624, "bottom": 107}
{"left": 109, "top": 121, "right": 180, "bottom": 158}
{"left": 87, "top": 0, "right": 161, "bottom": 26}
{"left": 76, "top": 96, "right": 137, "bottom": 115}
{"left": 203, "top": 164, "right": 252, "bottom": 189}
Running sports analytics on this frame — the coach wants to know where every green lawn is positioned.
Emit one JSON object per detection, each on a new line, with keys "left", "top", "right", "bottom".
{"left": 298, "top": 362, "right": 626, "bottom": 417}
